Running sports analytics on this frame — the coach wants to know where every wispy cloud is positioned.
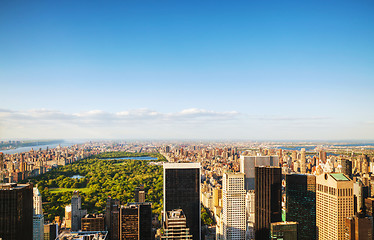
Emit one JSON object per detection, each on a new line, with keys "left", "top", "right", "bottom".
{"left": 0, "top": 108, "right": 240, "bottom": 138}
{"left": 2, "top": 108, "right": 358, "bottom": 140}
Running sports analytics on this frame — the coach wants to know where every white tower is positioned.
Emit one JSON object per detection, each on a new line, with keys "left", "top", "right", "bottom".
{"left": 222, "top": 172, "right": 246, "bottom": 240}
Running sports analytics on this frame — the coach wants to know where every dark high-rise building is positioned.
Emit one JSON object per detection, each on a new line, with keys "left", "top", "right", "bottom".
{"left": 119, "top": 202, "right": 152, "bottom": 240}
{"left": 81, "top": 214, "right": 105, "bottom": 231}
{"left": 345, "top": 212, "right": 373, "bottom": 240}
{"left": 270, "top": 222, "right": 298, "bottom": 240}
{"left": 163, "top": 163, "right": 201, "bottom": 240}
{"left": 240, "top": 156, "right": 279, "bottom": 190}
{"left": 134, "top": 185, "right": 146, "bottom": 203}
{"left": 255, "top": 166, "right": 282, "bottom": 240}
{"left": 105, "top": 197, "right": 120, "bottom": 240}
{"left": 0, "top": 183, "right": 33, "bottom": 240}
{"left": 286, "top": 174, "right": 316, "bottom": 240}
{"left": 337, "top": 158, "right": 352, "bottom": 179}
{"left": 365, "top": 198, "right": 374, "bottom": 217}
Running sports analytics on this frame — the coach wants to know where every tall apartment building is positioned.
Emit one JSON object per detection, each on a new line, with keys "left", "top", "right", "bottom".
{"left": 134, "top": 185, "right": 146, "bottom": 203}
{"left": 33, "top": 187, "right": 43, "bottom": 215}
{"left": 161, "top": 209, "right": 193, "bottom": 239}
{"left": 337, "top": 158, "right": 352, "bottom": 179}
{"left": 119, "top": 202, "right": 152, "bottom": 240}
{"left": 65, "top": 205, "right": 72, "bottom": 229}
{"left": 255, "top": 167, "right": 282, "bottom": 240}
{"left": 316, "top": 173, "right": 353, "bottom": 240}
{"left": 221, "top": 172, "right": 246, "bottom": 240}
{"left": 105, "top": 197, "right": 120, "bottom": 240}
{"left": 71, "top": 191, "right": 87, "bottom": 231}
{"left": 300, "top": 148, "right": 306, "bottom": 174}
{"left": 163, "top": 162, "right": 201, "bottom": 240}
{"left": 0, "top": 183, "right": 33, "bottom": 240}
{"left": 33, "top": 187, "right": 44, "bottom": 240}
{"left": 286, "top": 174, "right": 316, "bottom": 240}
{"left": 240, "top": 155, "right": 279, "bottom": 190}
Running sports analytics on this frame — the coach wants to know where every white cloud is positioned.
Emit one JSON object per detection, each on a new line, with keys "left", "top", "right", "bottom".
{"left": 0, "top": 108, "right": 240, "bottom": 139}
{"left": 1, "top": 108, "right": 370, "bottom": 140}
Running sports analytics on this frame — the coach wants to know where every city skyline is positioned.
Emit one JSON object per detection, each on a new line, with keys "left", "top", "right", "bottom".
{"left": 1, "top": 1, "right": 373, "bottom": 140}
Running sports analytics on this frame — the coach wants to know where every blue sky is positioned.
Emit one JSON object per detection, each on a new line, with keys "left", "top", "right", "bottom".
{"left": 1, "top": 1, "right": 373, "bottom": 140}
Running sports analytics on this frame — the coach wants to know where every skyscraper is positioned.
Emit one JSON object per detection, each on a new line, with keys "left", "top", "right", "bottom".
{"left": 255, "top": 166, "right": 282, "bottom": 240}
{"left": 222, "top": 172, "right": 246, "bottom": 240}
{"left": 0, "top": 183, "right": 33, "bottom": 240}
{"left": 316, "top": 173, "right": 353, "bottom": 240}
{"left": 286, "top": 174, "right": 316, "bottom": 240}
{"left": 163, "top": 162, "right": 201, "bottom": 240}
{"left": 71, "top": 191, "right": 87, "bottom": 231}
{"left": 119, "top": 202, "right": 152, "bottom": 240}
{"left": 33, "top": 187, "right": 43, "bottom": 215}
{"left": 33, "top": 187, "right": 44, "bottom": 240}
{"left": 105, "top": 197, "right": 120, "bottom": 240}
{"left": 33, "top": 214, "right": 44, "bottom": 240}
{"left": 134, "top": 185, "right": 146, "bottom": 203}
{"left": 240, "top": 156, "right": 279, "bottom": 190}
{"left": 300, "top": 148, "right": 306, "bottom": 174}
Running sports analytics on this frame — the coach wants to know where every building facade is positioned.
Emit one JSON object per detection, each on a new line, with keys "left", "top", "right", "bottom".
{"left": 345, "top": 212, "right": 373, "bottom": 240}
{"left": 222, "top": 172, "right": 246, "bottom": 240}
{"left": 163, "top": 162, "right": 201, "bottom": 240}
{"left": 105, "top": 197, "right": 120, "bottom": 240}
{"left": 316, "top": 173, "right": 353, "bottom": 240}
{"left": 44, "top": 223, "right": 58, "bottom": 240}
{"left": 240, "top": 156, "right": 279, "bottom": 190}
{"left": 71, "top": 191, "right": 87, "bottom": 231}
{"left": 255, "top": 166, "right": 282, "bottom": 240}
{"left": 161, "top": 209, "right": 193, "bottom": 239}
{"left": 0, "top": 183, "right": 33, "bottom": 240}
{"left": 286, "top": 174, "right": 316, "bottom": 240}
{"left": 119, "top": 202, "right": 152, "bottom": 240}
{"left": 81, "top": 214, "right": 105, "bottom": 231}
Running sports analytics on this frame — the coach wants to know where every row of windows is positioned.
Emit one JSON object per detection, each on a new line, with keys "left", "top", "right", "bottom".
{"left": 317, "top": 184, "right": 352, "bottom": 197}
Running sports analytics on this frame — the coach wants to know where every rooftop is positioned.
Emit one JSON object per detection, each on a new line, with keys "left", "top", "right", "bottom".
{"left": 330, "top": 173, "right": 350, "bottom": 181}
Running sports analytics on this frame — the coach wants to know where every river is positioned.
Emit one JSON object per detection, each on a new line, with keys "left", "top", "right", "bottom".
{"left": 1, "top": 141, "right": 83, "bottom": 154}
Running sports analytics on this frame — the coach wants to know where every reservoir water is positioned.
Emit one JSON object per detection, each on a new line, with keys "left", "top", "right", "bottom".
{"left": 71, "top": 175, "right": 84, "bottom": 179}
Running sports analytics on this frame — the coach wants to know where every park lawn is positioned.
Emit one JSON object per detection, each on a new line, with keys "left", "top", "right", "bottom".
{"left": 49, "top": 187, "right": 90, "bottom": 194}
